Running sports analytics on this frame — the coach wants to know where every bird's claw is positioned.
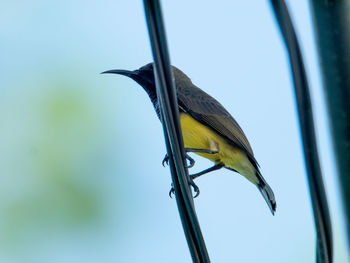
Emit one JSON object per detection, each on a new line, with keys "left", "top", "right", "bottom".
{"left": 162, "top": 154, "right": 169, "bottom": 167}
{"left": 169, "top": 184, "right": 175, "bottom": 198}
{"left": 162, "top": 153, "right": 195, "bottom": 168}
{"left": 168, "top": 180, "right": 200, "bottom": 199}
{"left": 189, "top": 179, "right": 200, "bottom": 198}
{"left": 186, "top": 155, "right": 195, "bottom": 168}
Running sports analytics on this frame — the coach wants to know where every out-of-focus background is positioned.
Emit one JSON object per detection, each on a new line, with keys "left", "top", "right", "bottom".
{"left": 0, "top": 1, "right": 348, "bottom": 262}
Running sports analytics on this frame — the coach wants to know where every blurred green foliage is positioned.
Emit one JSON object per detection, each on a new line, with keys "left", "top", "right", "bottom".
{"left": 0, "top": 77, "right": 123, "bottom": 259}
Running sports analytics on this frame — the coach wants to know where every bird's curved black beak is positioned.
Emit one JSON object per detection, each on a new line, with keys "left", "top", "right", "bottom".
{"left": 101, "top": 69, "right": 138, "bottom": 78}
{"left": 101, "top": 68, "right": 153, "bottom": 90}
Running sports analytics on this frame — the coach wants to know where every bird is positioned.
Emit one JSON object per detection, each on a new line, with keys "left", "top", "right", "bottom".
{"left": 102, "top": 63, "right": 276, "bottom": 215}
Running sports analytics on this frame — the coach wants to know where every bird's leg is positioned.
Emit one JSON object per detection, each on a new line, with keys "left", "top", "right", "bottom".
{"left": 171, "top": 164, "right": 224, "bottom": 197}
{"left": 169, "top": 164, "right": 224, "bottom": 198}
{"left": 162, "top": 153, "right": 195, "bottom": 168}
{"left": 185, "top": 148, "right": 219, "bottom": 155}
{"left": 162, "top": 147, "right": 218, "bottom": 167}
{"left": 190, "top": 163, "right": 225, "bottom": 180}
{"left": 165, "top": 148, "right": 219, "bottom": 198}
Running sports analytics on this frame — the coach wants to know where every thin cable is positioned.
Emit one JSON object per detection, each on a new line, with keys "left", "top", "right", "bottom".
{"left": 309, "top": 0, "right": 350, "bottom": 255}
{"left": 143, "top": 0, "right": 210, "bottom": 262}
{"left": 269, "top": 1, "right": 333, "bottom": 262}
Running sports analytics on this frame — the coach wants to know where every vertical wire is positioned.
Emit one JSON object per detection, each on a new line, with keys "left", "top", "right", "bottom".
{"left": 143, "top": 0, "right": 210, "bottom": 262}
{"left": 309, "top": 0, "right": 350, "bottom": 255}
{"left": 269, "top": 1, "right": 333, "bottom": 262}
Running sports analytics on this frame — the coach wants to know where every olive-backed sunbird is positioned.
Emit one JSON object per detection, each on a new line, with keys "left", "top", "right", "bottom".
{"left": 102, "top": 63, "right": 276, "bottom": 215}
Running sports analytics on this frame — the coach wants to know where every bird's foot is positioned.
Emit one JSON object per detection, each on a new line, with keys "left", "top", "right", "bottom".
{"left": 169, "top": 184, "right": 175, "bottom": 198}
{"left": 168, "top": 179, "right": 200, "bottom": 199}
{"left": 186, "top": 155, "right": 195, "bottom": 168}
{"left": 162, "top": 154, "right": 169, "bottom": 167}
{"left": 162, "top": 153, "right": 195, "bottom": 168}
{"left": 189, "top": 179, "right": 200, "bottom": 198}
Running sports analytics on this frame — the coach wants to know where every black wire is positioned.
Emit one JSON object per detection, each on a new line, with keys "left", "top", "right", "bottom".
{"left": 143, "top": 0, "right": 210, "bottom": 262}
{"left": 269, "top": 1, "right": 333, "bottom": 263}
{"left": 309, "top": 1, "right": 350, "bottom": 254}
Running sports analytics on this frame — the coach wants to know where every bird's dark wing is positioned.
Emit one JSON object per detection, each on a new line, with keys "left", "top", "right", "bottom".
{"left": 176, "top": 82, "right": 259, "bottom": 167}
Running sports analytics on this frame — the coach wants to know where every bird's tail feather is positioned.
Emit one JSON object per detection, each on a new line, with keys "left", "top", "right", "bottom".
{"left": 256, "top": 170, "right": 276, "bottom": 215}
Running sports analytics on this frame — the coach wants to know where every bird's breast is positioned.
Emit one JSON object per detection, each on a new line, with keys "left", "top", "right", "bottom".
{"left": 180, "top": 113, "right": 256, "bottom": 181}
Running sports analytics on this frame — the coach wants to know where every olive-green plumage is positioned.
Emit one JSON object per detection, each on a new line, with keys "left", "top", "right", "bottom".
{"left": 102, "top": 63, "right": 276, "bottom": 215}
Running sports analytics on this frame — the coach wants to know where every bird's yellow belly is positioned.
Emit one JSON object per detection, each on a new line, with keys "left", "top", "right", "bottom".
{"left": 180, "top": 113, "right": 256, "bottom": 182}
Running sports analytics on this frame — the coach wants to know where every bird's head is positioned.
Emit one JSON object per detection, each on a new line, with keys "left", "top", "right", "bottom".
{"left": 102, "top": 63, "right": 193, "bottom": 117}
{"left": 102, "top": 63, "right": 157, "bottom": 102}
